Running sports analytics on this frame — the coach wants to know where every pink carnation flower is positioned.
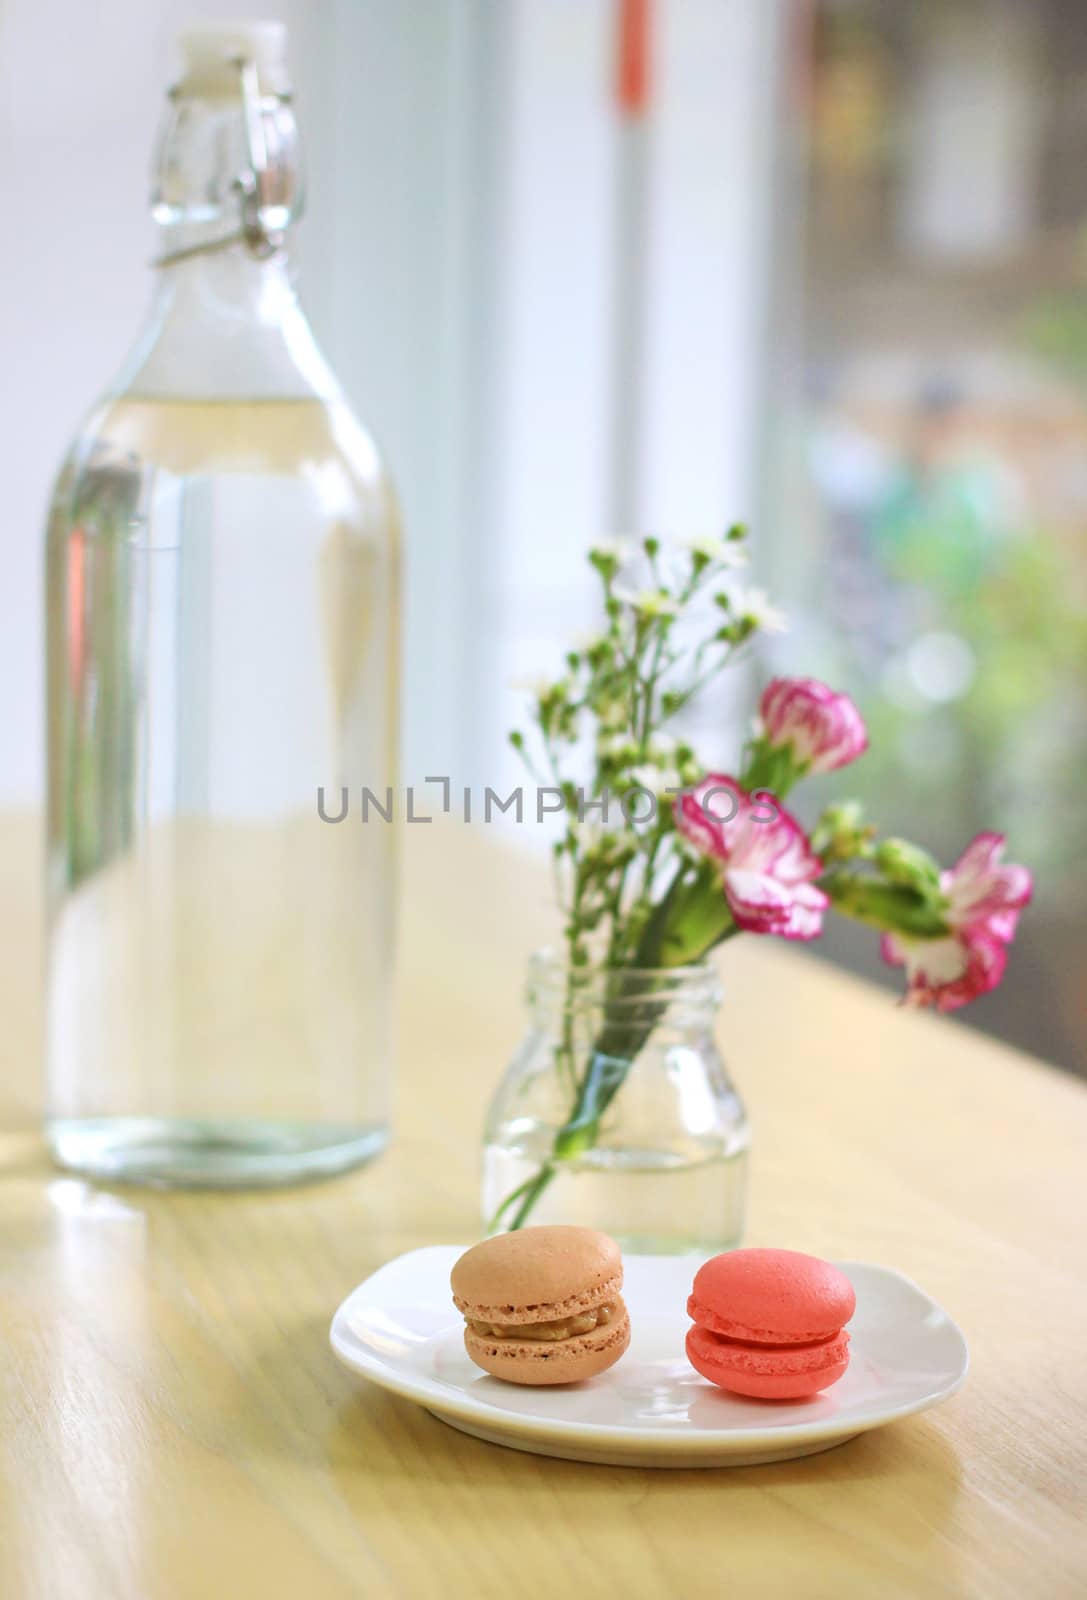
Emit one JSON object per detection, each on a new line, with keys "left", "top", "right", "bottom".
{"left": 675, "top": 775, "right": 828, "bottom": 941}
{"left": 759, "top": 677, "right": 868, "bottom": 774}
{"left": 881, "top": 832, "right": 1032, "bottom": 1011}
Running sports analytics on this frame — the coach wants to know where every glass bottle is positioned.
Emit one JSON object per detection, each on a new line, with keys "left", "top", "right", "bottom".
{"left": 482, "top": 954, "right": 749, "bottom": 1253}
{"left": 43, "top": 25, "right": 399, "bottom": 1186}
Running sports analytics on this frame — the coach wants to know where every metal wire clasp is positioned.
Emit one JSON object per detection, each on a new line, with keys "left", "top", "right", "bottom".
{"left": 152, "top": 52, "right": 295, "bottom": 269}
{"left": 231, "top": 53, "right": 284, "bottom": 259}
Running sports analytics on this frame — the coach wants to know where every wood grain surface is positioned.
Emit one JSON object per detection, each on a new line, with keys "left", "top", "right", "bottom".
{"left": 1, "top": 814, "right": 1085, "bottom": 1599}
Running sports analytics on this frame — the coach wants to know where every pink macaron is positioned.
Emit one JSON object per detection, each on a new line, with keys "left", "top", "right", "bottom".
{"left": 686, "top": 1247, "right": 856, "bottom": 1400}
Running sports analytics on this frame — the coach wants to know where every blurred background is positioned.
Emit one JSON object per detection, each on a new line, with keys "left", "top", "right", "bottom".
{"left": 1, "top": 0, "right": 1084, "bottom": 1072}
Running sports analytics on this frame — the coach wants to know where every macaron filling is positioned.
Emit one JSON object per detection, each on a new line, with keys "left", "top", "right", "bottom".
{"left": 466, "top": 1301, "right": 617, "bottom": 1342}
{"left": 689, "top": 1325, "right": 850, "bottom": 1375}
{"left": 686, "top": 1294, "right": 843, "bottom": 1345}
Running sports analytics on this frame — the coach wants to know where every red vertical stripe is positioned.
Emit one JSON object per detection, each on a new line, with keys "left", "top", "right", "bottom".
{"left": 616, "top": 0, "right": 651, "bottom": 116}
{"left": 67, "top": 526, "right": 86, "bottom": 694}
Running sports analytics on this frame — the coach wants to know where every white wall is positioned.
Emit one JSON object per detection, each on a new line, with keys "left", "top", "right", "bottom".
{"left": 481, "top": 0, "right": 784, "bottom": 798}
{"left": 296, "top": 0, "right": 493, "bottom": 784}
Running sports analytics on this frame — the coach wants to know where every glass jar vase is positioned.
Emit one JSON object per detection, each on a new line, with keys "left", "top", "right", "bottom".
{"left": 482, "top": 954, "right": 749, "bottom": 1254}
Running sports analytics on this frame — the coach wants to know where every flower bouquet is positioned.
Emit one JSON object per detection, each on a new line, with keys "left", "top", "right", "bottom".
{"left": 488, "top": 530, "right": 1032, "bottom": 1236}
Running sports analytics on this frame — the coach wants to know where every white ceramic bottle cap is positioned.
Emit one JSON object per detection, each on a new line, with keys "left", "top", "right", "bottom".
{"left": 177, "top": 22, "right": 290, "bottom": 98}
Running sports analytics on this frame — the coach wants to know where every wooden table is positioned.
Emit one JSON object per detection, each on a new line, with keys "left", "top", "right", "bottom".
{"left": 2, "top": 814, "right": 1085, "bottom": 1599}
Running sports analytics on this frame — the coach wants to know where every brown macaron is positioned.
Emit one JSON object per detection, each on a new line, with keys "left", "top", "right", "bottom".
{"left": 451, "top": 1226, "right": 631, "bottom": 1386}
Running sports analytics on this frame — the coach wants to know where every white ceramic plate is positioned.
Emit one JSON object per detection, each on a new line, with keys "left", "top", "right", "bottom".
{"left": 329, "top": 1247, "right": 968, "bottom": 1468}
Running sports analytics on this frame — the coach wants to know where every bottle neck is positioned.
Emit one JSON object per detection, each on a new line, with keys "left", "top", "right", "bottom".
{"left": 112, "top": 87, "right": 332, "bottom": 403}
{"left": 122, "top": 252, "right": 330, "bottom": 401}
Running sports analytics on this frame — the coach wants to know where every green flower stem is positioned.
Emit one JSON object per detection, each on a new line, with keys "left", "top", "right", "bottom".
{"left": 495, "top": 875, "right": 740, "bottom": 1232}
{"left": 506, "top": 1163, "right": 558, "bottom": 1229}
{"left": 821, "top": 871, "right": 949, "bottom": 938}
{"left": 740, "top": 740, "right": 803, "bottom": 801}
{"left": 650, "top": 870, "right": 735, "bottom": 965}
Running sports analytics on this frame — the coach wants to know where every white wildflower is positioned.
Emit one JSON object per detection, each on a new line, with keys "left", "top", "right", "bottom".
{"left": 598, "top": 700, "right": 629, "bottom": 732}
{"left": 573, "top": 629, "right": 610, "bottom": 653}
{"left": 613, "top": 586, "right": 680, "bottom": 620}
{"left": 589, "top": 538, "right": 636, "bottom": 567}
{"left": 569, "top": 817, "right": 639, "bottom": 857}
{"left": 628, "top": 763, "right": 681, "bottom": 796}
{"left": 731, "top": 584, "right": 788, "bottom": 634}
{"left": 568, "top": 818, "right": 607, "bottom": 856}
{"left": 511, "top": 673, "right": 553, "bottom": 697}
{"left": 682, "top": 534, "right": 748, "bottom": 568}
{"left": 599, "top": 732, "right": 636, "bottom": 760}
